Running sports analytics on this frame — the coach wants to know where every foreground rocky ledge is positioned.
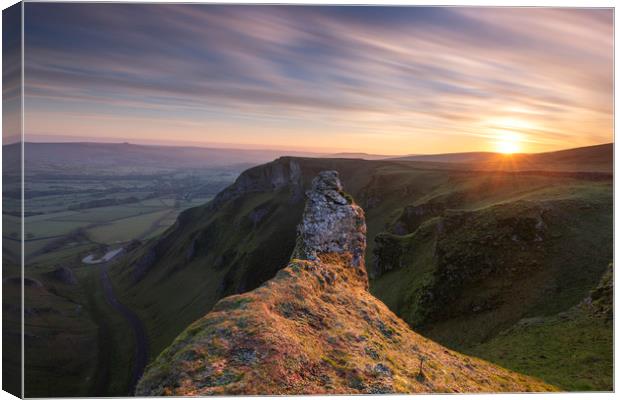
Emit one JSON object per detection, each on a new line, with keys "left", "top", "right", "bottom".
{"left": 136, "top": 171, "right": 556, "bottom": 395}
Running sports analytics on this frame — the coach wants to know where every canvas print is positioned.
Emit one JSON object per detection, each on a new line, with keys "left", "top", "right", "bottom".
{"left": 2, "top": 2, "right": 614, "bottom": 397}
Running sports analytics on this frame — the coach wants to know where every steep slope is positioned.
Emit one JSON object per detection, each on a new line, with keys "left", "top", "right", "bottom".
{"left": 112, "top": 151, "right": 611, "bottom": 390}
{"left": 110, "top": 157, "right": 399, "bottom": 355}
{"left": 471, "top": 264, "right": 613, "bottom": 391}
{"left": 373, "top": 195, "right": 613, "bottom": 346}
{"left": 136, "top": 171, "right": 555, "bottom": 395}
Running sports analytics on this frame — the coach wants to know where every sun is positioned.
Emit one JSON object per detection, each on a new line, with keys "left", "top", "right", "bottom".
{"left": 494, "top": 131, "right": 522, "bottom": 154}
{"left": 484, "top": 117, "right": 532, "bottom": 154}
{"left": 496, "top": 140, "right": 520, "bottom": 154}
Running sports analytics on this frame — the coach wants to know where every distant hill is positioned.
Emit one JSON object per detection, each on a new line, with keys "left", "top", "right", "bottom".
{"left": 517, "top": 143, "right": 613, "bottom": 166}
{"left": 326, "top": 152, "right": 394, "bottom": 160}
{"left": 393, "top": 143, "right": 613, "bottom": 173}
{"left": 394, "top": 151, "right": 498, "bottom": 163}
{"left": 6, "top": 141, "right": 611, "bottom": 174}
{"left": 3, "top": 142, "right": 324, "bottom": 174}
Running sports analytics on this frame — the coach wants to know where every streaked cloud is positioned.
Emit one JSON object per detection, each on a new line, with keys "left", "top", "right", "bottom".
{"left": 24, "top": 5, "right": 612, "bottom": 153}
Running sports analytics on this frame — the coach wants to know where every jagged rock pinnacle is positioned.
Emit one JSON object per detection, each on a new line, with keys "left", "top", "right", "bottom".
{"left": 293, "top": 171, "right": 366, "bottom": 269}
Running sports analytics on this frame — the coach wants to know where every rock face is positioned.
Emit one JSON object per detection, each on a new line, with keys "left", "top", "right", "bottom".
{"left": 135, "top": 172, "right": 556, "bottom": 395}
{"left": 293, "top": 171, "right": 367, "bottom": 272}
{"left": 584, "top": 263, "right": 613, "bottom": 321}
{"left": 210, "top": 158, "right": 303, "bottom": 210}
{"left": 391, "top": 202, "right": 446, "bottom": 235}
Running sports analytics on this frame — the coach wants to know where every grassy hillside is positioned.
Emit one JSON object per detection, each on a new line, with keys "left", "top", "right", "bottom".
{"left": 136, "top": 170, "right": 556, "bottom": 394}
{"left": 373, "top": 183, "right": 612, "bottom": 342}
{"left": 470, "top": 264, "right": 613, "bottom": 391}
{"left": 138, "top": 256, "right": 556, "bottom": 394}
{"left": 111, "top": 149, "right": 612, "bottom": 390}
{"left": 8, "top": 245, "right": 137, "bottom": 397}
{"left": 110, "top": 158, "right": 382, "bottom": 356}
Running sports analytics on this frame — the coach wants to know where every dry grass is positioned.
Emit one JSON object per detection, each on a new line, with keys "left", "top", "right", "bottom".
{"left": 137, "top": 253, "right": 557, "bottom": 395}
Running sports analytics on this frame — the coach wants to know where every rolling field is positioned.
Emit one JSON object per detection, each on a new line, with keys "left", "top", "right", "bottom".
{"left": 87, "top": 209, "right": 173, "bottom": 243}
{"left": 8, "top": 161, "right": 240, "bottom": 397}
{"left": 16, "top": 189, "right": 216, "bottom": 397}
{"left": 22, "top": 196, "right": 213, "bottom": 264}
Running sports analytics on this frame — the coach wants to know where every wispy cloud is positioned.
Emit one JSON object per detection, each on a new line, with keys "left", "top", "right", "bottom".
{"left": 23, "top": 4, "right": 612, "bottom": 153}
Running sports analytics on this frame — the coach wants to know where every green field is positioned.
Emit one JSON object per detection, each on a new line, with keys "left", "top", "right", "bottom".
{"left": 23, "top": 195, "right": 214, "bottom": 264}
{"left": 8, "top": 165, "right": 238, "bottom": 397}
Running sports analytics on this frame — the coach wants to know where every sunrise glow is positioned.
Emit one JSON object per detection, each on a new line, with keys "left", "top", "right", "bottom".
{"left": 493, "top": 130, "right": 523, "bottom": 154}
{"left": 15, "top": 5, "right": 613, "bottom": 154}
{"left": 496, "top": 140, "right": 520, "bottom": 154}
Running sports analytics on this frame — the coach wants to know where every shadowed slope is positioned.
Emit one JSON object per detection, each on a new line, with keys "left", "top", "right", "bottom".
{"left": 135, "top": 171, "right": 556, "bottom": 395}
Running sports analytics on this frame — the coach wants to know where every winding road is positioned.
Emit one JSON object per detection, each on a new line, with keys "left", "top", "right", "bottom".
{"left": 99, "top": 263, "right": 149, "bottom": 393}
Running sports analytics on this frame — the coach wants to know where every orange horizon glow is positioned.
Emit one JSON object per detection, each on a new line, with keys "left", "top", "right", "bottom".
{"left": 25, "top": 108, "right": 608, "bottom": 155}
{"left": 17, "top": 6, "right": 612, "bottom": 155}
{"left": 23, "top": 132, "right": 611, "bottom": 157}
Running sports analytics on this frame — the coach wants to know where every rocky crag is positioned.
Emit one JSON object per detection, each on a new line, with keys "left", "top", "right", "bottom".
{"left": 135, "top": 171, "right": 556, "bottom": 395}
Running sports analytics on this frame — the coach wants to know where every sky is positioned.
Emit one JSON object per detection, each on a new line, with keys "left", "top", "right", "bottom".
{"left": 19, "top": 4, "right": 614, "bottom": 154}
{"left": 2, "top": 3, "right": 21, "bottom": 145}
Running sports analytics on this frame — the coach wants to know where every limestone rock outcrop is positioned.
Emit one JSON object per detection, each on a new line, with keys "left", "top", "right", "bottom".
{"left": 135, "top": 172, "right": 556, "bottom": 395}
{"left": 293, "top": 171, "right": 366, "bottom": 272}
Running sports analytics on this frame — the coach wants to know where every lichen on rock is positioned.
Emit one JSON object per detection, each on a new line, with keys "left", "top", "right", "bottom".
{"left": 293, "top": 171, "right": 367, "bottom": 271}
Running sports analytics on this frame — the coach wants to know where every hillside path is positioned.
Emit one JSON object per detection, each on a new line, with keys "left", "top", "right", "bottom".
{"left": 99, "top": 263, "right": 149, "bottom": 394}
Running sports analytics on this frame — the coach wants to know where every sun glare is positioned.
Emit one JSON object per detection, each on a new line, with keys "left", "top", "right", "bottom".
{"left": 484, "top": 116, "right": 531, "bottom": 154}
{"left": 495, "top": 131, "right": 522, "bottom": 154}
{"left": 496, "top": 140, "right": 520, "bottom": 154}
